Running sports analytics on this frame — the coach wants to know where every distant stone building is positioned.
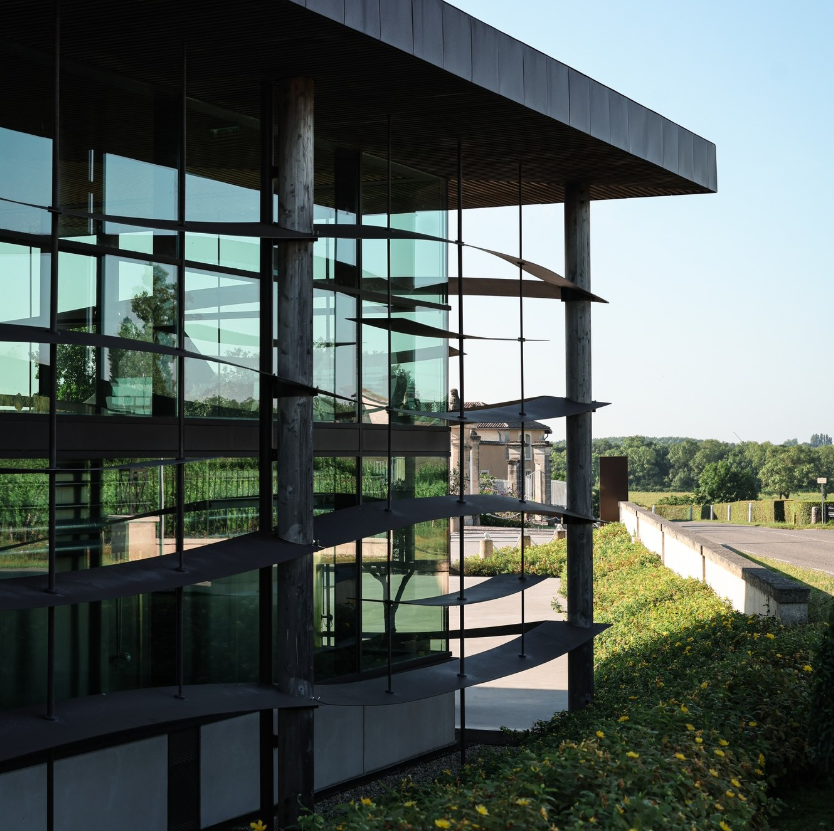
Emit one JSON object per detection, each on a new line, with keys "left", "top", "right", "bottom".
{"left": 449, "top": 390, "right": 553, "bottom": 510}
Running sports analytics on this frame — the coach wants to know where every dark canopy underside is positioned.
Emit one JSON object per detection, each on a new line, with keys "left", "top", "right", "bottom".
{"left": 3, "top": 0, "right": 716, "bottom": 210}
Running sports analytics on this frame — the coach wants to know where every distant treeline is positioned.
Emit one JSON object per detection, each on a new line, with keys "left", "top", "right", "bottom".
{"left": 551, "top": 435, "right": 834, "bottom": 498}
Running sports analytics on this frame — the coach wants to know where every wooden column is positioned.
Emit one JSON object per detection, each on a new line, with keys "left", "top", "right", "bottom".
{"left": 275, "top": 76, "right": 315, "bottom": 828}
{"left": 564, "top": 182, "right": 594, "bottom": 711}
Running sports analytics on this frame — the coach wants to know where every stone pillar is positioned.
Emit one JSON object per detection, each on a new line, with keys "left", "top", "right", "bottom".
{"left": 275, "top": 76, "right": 315, "bottom": 828}
{"left": 469, "top": 429, "right": 481, "bottom": 524}
{"left": 564, "top": 182, "right": 594, "bottom": 712}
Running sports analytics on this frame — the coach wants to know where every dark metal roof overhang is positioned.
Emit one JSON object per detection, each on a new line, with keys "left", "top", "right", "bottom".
{"left": 4, "top": 0, "right": 716, "bottom": 209}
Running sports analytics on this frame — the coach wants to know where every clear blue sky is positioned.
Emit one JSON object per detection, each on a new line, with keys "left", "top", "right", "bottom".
{"left": 445, "top": 0, "right": 833, "bottom": 445}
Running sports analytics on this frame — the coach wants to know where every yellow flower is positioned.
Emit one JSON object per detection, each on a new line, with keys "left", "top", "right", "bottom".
{"left": 475, "top": 805, "right": 488, "bottom": 816}
{"left": 755, "top": 768, "right": 764, "bottom": 776}
{"left": 695, "top": 737, "right": 703, "bottom": 744}
{"left": 709, "top": 769, "right": 719, "bottom": 777}
{"left": 626, "top": 751, "right": 640, "bottom": 759}
{"left": 404, "top": 801, "right": 417, "bottom": 808}
{"left": 766, "top": 633, "right": 775, "bottom": 639}
{"left": 686, "top": 723, "right": 695, "bottom": 731}
{"left": 719, "top": 822, "right": 732, "bottom": 831}
{"left": 596, "top": 731, "right": 605, "bottom": 739}
{"left": 715, "top": 749, "right": 725, "bottom": 757}
{"left": 738, "top": 794, "right": 747, "bottom": 802}
{"left": 539, "top": 806, "right": 548, "bottom": 820}
{"left": 250, "top": 822, "right": 268, "bottom": 831}
{"left": 435, "top": 821, "right": 451, "bottom": 829}
{"left": 515, "top": 798, "right": 531, "bottom": 806}
{"left": 725, "top": 790, "right": 735, "bottom": 798}
{"left": 803, "top": 665, "right": 813, "bottom": 672}
{"left": 618, "top": 715, "right": 630, "bottom": 722}
{"left": 719, "top": 739, "right": 729, "bottom": 746}
{"left": 360, "top": 798, "right": 374, "bottom": 807}
{"left": 701, "top": 682, "right": 709, "bottom": 689}
{"left": 748, "top": 721, "right": 757, "bottom": 727}
{"left": 758, "top": 753, "right": 765, "bottom": 765}
{"left": 675, "top": 753, "right": 686, "bottom": 760}
{"left": 731, "top": 778, "right": 741, "bottom": 788}
{"left": 680, "top": 705, "right": 689, "bottom": 714}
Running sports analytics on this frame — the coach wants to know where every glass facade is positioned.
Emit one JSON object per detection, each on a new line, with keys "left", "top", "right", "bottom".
{"left": 0, "top": 26, "right": 450, "bottom": 721}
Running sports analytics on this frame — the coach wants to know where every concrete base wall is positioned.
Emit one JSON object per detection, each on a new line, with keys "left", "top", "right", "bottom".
{"left": 0, "top": 764, "right": 47, "bottom": 831}
{"left": 620, "top": 502, "right": 808, "bottom": 624}
{"left": 0, "top": 692, "right": 454, "bottom": 830}
{"left": 54, "top": 737, "right": 168, "bottom": 831}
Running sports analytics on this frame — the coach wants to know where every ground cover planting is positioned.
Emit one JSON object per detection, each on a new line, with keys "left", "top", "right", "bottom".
{"left": 303, "top": 525, "right": 825, "bottom": 831}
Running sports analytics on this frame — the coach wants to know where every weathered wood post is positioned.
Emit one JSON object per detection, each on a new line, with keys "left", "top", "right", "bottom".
{"left": 275, "top": 76, "right": 315, "bottom": 828}
{"left": 564, "top": 182, "right": 594, "bottom": 711}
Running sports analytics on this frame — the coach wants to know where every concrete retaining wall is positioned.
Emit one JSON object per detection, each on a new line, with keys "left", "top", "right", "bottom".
{"left": 620, "top": 502, "right": 809, "bottom": 624}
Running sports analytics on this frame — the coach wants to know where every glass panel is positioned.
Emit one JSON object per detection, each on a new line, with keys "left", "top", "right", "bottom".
{"left": 59, "top": 58, "right": 179, "bottom": 258}
{"left": 0, "top": 463, "right": 49, "bottom": 578}
{"left": 0, "top": 43, "right": 52, "bottom": 235}
{"left": 54, "top": 591, "right": 176, "bottom": 701}
{"left": 0, "top": 607, "right": 47, "bottom": 711}
{"left": 184, "top": 98, "right": 263, "bottom": 273}
{"left": 360, "top": 456, "right": 448, "bottom": 673}
{"left": 313, "top": 289, "right": 357, "bottom": 423}
{"left": 184, "top": 570, "right": 259, "bottom": 685}
{"left": 0, "top": 341, "right": 49, "bottom": 414}
{"left": 313, "top": 457, "right": 358, "bottom": 680}
{"left": 184, "top": 268, "right": 259, "bottom": 418}
{"left": 0, "top": 241, "right": 48, "bottom": 327}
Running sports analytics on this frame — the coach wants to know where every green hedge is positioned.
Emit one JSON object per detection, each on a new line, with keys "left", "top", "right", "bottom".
{"left": 303, "top": 525, "right": 820, "bottom": 831}
{"left": 652, "top": 499, "right": 834, "bottom": 524}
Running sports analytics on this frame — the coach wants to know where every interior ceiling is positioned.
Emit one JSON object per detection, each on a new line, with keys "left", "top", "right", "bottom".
{"left": 3, "top": 0, "right": 712, "bottom": 209}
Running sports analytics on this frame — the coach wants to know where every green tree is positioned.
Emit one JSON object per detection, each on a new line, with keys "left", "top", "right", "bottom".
{"left": 759, "top": 444, "right": 815, "bottom": 498}
{"left": 695, "top": 460, "right": 758, "bottom": 503}
{"left": 809, "top": 433, "right": 833, "bottom": 447}
{"left": 690, "top": 439, "right": 731, "bottom": 481}
{"left": 667, "top": 438, "right": 699, "bottom": 490}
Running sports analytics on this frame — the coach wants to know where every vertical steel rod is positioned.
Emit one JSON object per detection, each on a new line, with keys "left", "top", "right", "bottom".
{"left": 456, "top": 142, "right": 466, "bottom": 767}
{"left": 174, "top": 43, "right": 187, "bottom": 701}
{"left": 518, "top": 165, "right": 526, "bottom": 658}
{"left": 386, "top": 116, "right": 394, "bottom": 694}
{"left": 258, "top": 80, "right": 276, "bottom": 826}
{"left": 45, "top": 0, "right": 60, "bottom": 722}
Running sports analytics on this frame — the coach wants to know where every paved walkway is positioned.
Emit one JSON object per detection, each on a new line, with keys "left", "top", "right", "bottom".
{"left": 449, "top": 576, "right": 567, "bottom": 732}
{"left": 679, "top": 521, "right": 834, "bottom": 575}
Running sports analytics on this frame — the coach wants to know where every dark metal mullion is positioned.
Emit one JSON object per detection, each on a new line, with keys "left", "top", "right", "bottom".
{"left": 175, "top": 42, "right": 187, "bottom": 702}
{"left": 385, "top": 116, "right": 394, "bottom": 695}
{"left": 356, "top": 155, "right": 364, "bottom": 679}
{"left": 518, "top": 165, "right": 527, "bottom": 659}
{"left": 257, "top": 81, "right": 275, "bottom": 825}
{"left": 45, "top": 0, "right": 61, "bottom": 725}
{"left": 456, "top": 143, "right": 466, "bottom": 768}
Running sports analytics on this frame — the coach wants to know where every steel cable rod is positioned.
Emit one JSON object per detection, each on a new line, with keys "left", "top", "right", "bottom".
{"left": 518, "top": 164, "right": 527, "bottom": 658}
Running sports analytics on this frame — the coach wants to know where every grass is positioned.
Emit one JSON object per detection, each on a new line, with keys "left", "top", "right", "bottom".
{"left": 734, "top": 551, "right": 834, "bottom": 624}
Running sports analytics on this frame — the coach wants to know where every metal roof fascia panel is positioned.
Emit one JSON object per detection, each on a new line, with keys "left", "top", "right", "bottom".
{"left": 497, "top": 29, "right": 525, "bottom": 102}
{"left": 305, "top": 0, "right": 345, "bottom": 24}
{"left": 589, "top": 82, "right": 611, "bottom": 144}
{"left": 645, "top": 109, "right": 663, "bottom": 167}
{"left": 522, "top": 46, "right": 548, "bottom": 115}
{"left": 661, "top": 117, "right": 680, "bottom": 174}
{"left": 546, "top": 59, "right": 570, "bottom": 124}
{"left": 442, "top": 3, "right": 473, "bottom": 81}
{"left": 345, "top": 0, "right": 381, "bottom": 39}
{"left": 380, "top": 0, "right": 414, "bottom": 54}
{"left": 608, "top": 89, "right": 630, "bottom": 151}
{"left": 470, "top": 17, "right": 501, "bottom": 94}
{"left": 678, "top": 129, "right": 695, "bottom": 182}
{"left": 412, "top": 0, "right": 444, "bottom": 66}
{"left": 568, "top": 68, "right": 591, "bottom": 134}
{"left": 627, "top": 97, "right": 648, "bottom": 160}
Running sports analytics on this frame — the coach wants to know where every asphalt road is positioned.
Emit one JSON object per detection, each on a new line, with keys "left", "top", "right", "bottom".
{"left": 679, "top": 522, "right": 834, "bottom": 575}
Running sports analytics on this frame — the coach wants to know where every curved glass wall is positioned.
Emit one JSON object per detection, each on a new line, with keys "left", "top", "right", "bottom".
{"left": 0, "top": 30, "right": 451, "bottom": 713}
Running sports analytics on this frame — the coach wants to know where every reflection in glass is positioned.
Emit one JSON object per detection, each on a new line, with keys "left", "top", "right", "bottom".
{"left": 0, "top": 607, "right": 47, "bottom": 711}
{"left": 360, "top": 456, "right": 448, "bottom": 674}
{"left": 0, "top": 464, "right": 49, "bottom": 579}
{"left": 0, "top": 342, "right": 48, "bottom": 414}
{"left": 184, "top": 268, "right": 259, "bottom": 418}
{"left": 0, "top": 241, "right": 48, "bottom": 327}
{"left": 313, "top": 289, "right": 357, "bottom": 422}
